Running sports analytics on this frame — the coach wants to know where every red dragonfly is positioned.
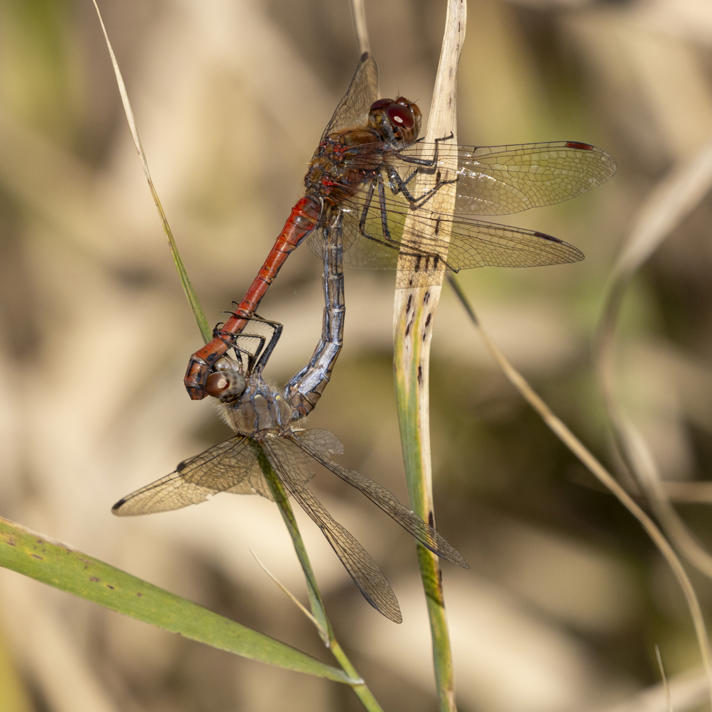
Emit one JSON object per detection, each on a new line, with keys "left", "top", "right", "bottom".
{"left": 114, "top": 228, "right": 466, "bottom": 622}
{"left": 184, "top": 52, "right": 615, "bottom": 400}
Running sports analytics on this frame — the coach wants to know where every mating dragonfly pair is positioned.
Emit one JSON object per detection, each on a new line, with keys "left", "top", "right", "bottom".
{"left": 114, "top": 231, "right": 465, "bottom": 623}
{"left": 114, "top": 53, "right": 615, "bottom": 622}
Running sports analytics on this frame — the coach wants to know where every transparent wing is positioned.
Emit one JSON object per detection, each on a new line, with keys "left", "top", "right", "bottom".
{"left": 291, "top": 432, "right": 467, "bottom": 568}
{"left": 333, "top": 194, "right": 584, "bottom": 273}
{"left": 263, "top": 434, "right": 402, "bottom": 623}
{"left": 320, "top": 52, "right": 379, "bottom": 139}
{"left": 294, "top": 428, "right": 344, "bottom": 457}
{"left": 362, "top": 139, "right": 616, "bottom": 216}
{"left": 112, "top": 436, "right": 271, "bottom": 516}
{"left": 337, "top": 141, "right": 615, "bottom": 216}
{"left": 305, "top": 141, "right": 614, "bottom": 275}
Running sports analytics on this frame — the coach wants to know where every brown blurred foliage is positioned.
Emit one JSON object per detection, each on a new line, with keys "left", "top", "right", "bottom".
{"left": 1, "top": 1, "right": 711, "bottom": 710}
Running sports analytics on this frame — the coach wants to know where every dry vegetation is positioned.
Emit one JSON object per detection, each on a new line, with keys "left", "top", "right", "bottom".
{"left": 1, "top": 1, "right": 711, "bottom": 710}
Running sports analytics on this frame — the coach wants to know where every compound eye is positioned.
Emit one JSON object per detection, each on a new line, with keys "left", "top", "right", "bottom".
{"left": 206, "top": 357, "right": 247, "bottom": 401}
{"left": 388, "top": 103, "right": 415, "bottom": 131}
{"left": 369, "top": 98, "right": 392, "bottom": 113}
{"left": 206, "top": 371, "right": 247, "bottom": 402}
{"left": 369, "top": 97, "right": 420, "bottom": 141}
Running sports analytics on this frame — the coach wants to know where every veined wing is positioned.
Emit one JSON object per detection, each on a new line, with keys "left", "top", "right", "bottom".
{"left": 293, "top": 431, "right": 468, "bottom": 568}
{"left": 391, "top": 139, "right": 616, "bottom": 216}
{"left": 320, "top": 52, "right": 379, "bottom": 140}
{"left": 335, "top": 191, "right": 584, "bottom": 273}
{"left": 112, "top": 435, "right": 271, "bottom": 516}
{"left": 262, "top": 434, "right": 402, "bottom": 623}
{"left": 293, "top": 428, "right": 344, "bottom": 457}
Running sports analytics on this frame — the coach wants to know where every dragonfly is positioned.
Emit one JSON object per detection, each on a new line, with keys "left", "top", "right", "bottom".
{"left": 184, "top": 51, "right": 616, "bottom": 401}
{"left": 114, "top": 227, "right": 467, "bottom": 623}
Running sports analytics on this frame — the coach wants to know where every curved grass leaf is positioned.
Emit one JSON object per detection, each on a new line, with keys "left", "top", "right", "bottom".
{"left": 0, "top": 516, "right": 355, "bottom": 685}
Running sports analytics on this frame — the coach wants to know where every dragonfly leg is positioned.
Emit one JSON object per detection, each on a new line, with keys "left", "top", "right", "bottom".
{"left": 219, "top": 305, "right": 265, "bottom": 372}
{"left": 355, "top": 178, "right": 411, "bottom": 255}
{"left": 355, "top": 175, "right": 455, "bottom": 273}
{"left": 355, "top": 177, "right": 401, "bottom": 250}
{"left": 245, "top": 314, "right": 284, "bottom": 374}
{"left": 394, "top": 131, "right": 455, "bottom": 169}
{"left": 222, "top": 312, "right": 284, "bottom": 374}
{"left": 384, "top": 131, "right": 458, "bottom": 209}
{"left": 356, "top": 178, "right": 410, "bottom": 252}
{"left": 384, "top": 164, "right": 457, "bottom": 210}
{"left": 242, "top": 336, "right": 266, "bottom": 373}
{"left": 205, "top": 313, "right": 284, "bottom": 402}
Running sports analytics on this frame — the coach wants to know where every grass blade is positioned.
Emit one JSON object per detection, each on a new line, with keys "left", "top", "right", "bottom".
{"left": 392, "top": 1, "right": 466, "bottom": 710}
{"left": 448, "top": 274, "right": 712, "bottom": 710}
{"left": 91, "top": 0, "right": 210, "bottom": 342}
{"left": 250, "top": 443, "right": 384, "bottom": 712}
{"left": 0, "top": 516, "right": 355, "bottom": 683}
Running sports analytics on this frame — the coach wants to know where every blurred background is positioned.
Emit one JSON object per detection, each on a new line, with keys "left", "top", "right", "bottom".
{"left": 1, "top": 0, "right": 711, "bottom": 710}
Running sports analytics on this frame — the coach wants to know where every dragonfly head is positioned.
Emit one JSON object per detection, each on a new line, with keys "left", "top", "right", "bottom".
{"left": 368, "top": 97, "right": 421, "bottom": 145}
{"left": 206, "top": 357, "right": 247, "bottom": 402}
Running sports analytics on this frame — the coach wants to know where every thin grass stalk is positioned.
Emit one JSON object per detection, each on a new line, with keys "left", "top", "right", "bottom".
{"left": 350, "top": 0, "right": 370, "bottom": 55}
{"left": 250, "top": 442, "right": 332, "bottom": 644}
{"left": 94, "top": 3, "right": 381, "bottom": 705}
{"left": 392, "top": 1, "right": 466, "bottom": 710}
{"left": 592, "top": 143, "right": 712, "bottom": 708}
{"left": 91, "top": 0, "right": 210, "bottom": 342}
{"left": 251, "top": 445, "right": 383, "bottom": 712}
{"left": 448, "top": 274, "right": 712, "bottom": 711}
{"left": 594, "top": 141, "right": 712, "bottom": 580}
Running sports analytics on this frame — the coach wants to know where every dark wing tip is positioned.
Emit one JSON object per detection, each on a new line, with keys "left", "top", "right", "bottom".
{"left": 533, "top": 231, "right": 585, "bottom": 263}
{"left": 565, "top": 140, "right": 594, "bottom": 151}
{"left": 565, "top": 140, "right": 617, "bottom": 178}
{"left": 533, "top": 230, "right": 562, "bottom": 243}
{"left": 111, "top": 498, "right": 127, "bottom": 514}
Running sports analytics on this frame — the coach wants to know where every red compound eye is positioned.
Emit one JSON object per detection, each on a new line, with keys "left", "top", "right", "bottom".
{"left": 369, "top": 97, "right": 421, "bottom": 141}
{"left": 388, "top": 103, "right": 414, "bottom": 129}
{"left": 370, "top": 98, "right": 392, "bottom": 112}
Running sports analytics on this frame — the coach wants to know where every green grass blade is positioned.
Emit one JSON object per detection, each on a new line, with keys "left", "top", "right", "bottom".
{"left": 92, "top": 0, "right": 211, "bottom": 343}
{"left": 0, "top": 516, "right": 355, "bottom": 684}
{"left": 250, "top": 442, "right": 332, "bottom": 643}
{"left": 251, "top": 443, "right": 384, "bottom": 711}
{"left": 393, "top": 296, "right": 457, "bottom": 711}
